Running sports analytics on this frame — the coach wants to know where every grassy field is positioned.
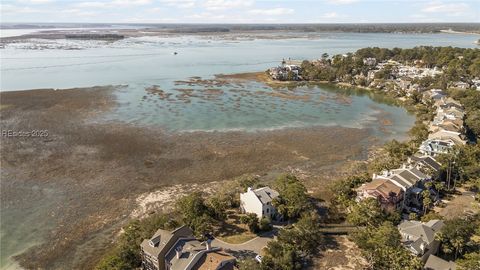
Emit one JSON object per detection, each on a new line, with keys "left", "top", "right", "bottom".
{"left": 215, "top": 210, "right": 259, "bottom": 244}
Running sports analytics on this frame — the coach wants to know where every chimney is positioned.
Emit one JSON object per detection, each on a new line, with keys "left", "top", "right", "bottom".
{"left": 373, "top": 173, "right": 377, "bottom": 179}
{"left": 206, "top": 239, "right": 212, "bottom": 251}
{"left": 176, "top": 247, "right": 182, "bottom": 259}
{"left": 247, "top": 187, "right": 252, "bottom": 192}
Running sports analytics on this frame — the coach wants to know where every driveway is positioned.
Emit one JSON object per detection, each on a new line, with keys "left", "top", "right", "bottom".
{"left": 211, "top": 229, "right": 277, "bottom": 259}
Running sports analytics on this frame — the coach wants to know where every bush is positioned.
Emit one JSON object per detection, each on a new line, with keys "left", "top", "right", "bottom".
{"left": 272, "top": 174, "right": 312, "bottom": 220}
{"left": 261, "top": 212, "right": 324, "bottom": 269}
{"left": 259, "top": 217, "right": 272, "bottom": 232}
{"left": 240, "top": 213, "right": 259, "bottom": 233}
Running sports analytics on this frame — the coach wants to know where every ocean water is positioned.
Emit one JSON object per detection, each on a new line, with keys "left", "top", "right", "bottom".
{"left": 0, "top": 31, "right": 478, "bottom": 269}
{"left": 1, "top": 32, "right": 478, "bottom": 91}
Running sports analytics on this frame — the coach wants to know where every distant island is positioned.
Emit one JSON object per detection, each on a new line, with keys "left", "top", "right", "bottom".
{"left": 2, "top": 22, "right": 480, "bottom": 34}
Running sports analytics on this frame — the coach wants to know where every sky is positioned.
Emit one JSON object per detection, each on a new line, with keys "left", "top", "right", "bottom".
{"left": 1, "top": 0, "right": 479, "bottom": 24}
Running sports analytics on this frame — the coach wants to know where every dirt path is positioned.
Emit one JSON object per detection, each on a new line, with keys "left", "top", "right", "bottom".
{"left": 437, "top": 188, "right": 479, "bottom": 219}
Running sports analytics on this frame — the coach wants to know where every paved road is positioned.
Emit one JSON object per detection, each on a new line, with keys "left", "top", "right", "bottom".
{"left": 211, "top": 229, "right": 277, "bottom": 258}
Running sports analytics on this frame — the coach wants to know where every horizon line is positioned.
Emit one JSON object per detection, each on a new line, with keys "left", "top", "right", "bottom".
{"left": 2, "top": 22, "right": 480, "bottom": 25}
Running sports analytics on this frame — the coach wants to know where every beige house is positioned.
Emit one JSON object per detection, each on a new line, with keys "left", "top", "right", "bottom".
{"left": 356, "top": 178, "right": 404, "bottom": 212}
{"left": 428, "top": 130, "right": 466, "bottom": 145}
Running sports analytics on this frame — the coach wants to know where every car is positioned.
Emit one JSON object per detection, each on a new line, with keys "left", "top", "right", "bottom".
{"left": 255, "top": 255, "right": 263, "bottom": 263}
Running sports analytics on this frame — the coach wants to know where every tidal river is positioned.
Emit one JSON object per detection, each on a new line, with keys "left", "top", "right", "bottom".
{"left": 0, "top": 30, "right": 478, "bottom": 269}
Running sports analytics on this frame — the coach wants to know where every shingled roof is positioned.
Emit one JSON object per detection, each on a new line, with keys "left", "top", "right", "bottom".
{"left": 398, "top": 220, "right": 444, "bottom": 255}
{"left": 252, "top": 187, "right": 279, "bottom": 204}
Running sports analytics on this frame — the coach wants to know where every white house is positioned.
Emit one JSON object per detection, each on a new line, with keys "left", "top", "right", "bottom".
{"left": 419, "top": 138, "right": 455, "bottom": 156}
{"left": 240, "top": 187, "right": 279, "bottom": 219}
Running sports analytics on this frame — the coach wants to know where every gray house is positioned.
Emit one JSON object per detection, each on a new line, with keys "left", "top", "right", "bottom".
{"left": 424, "top": 255, "right": 456, "bottom": 270}
{"left": 140, "top": 226, "right": 235, "bottom": 270}
{"left": 408, "top": 155, "right": 442, "bottom": 174}
{"left": 141, "top": 226, "right": 194, "bottom": 270}
{"left": 398, "top": 219, "right": 444, "bottom": 263}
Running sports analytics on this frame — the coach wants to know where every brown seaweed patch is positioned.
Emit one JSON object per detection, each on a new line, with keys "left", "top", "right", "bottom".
{"left": 269, "top": 91, "right": 311, "bottom": 101}
{"left": 145, "top": 85, "right": 172, "bottom": 100}
{"left": 204, "top": 89, "right": 224, "bottom": 95}
{"left": 174, "top": 77, "right": 235, "bottom": 88}
{"left": 334, "top": 94, "right": 353, "bottom": 105}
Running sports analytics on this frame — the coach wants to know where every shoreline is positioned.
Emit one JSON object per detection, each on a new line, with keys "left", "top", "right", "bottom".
{"left": 1, "top": 84, "right": 388, "bottom": 269}
{"left": 439, "top": 29, "right": 480, "bottom": 35}
{"left": 2, "top": 25, "right": 480, "bottom": 43}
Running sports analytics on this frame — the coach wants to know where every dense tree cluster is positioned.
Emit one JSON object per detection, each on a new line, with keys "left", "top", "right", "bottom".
{"left": 261, "top": 212, "right": 324, "bottom": 270}
{"left": 176, "top": 192, "right": 218, "bottom": 238}
{"left": 124, "top": 23, "right": 480, "bottom": 35}
{"left": 448, "top": 88, "right": 480, "bottom": 139}
{"left": 457, "top": 252, "right": 480, "bottom": 270}
{"left": 351, "top": 221, "right": 422, "bottom": 270}
{"left": 329, "top": 173, "right": 370, "bottom": 210}
{"left": 436, "top": 215, "right": 480, "bottom": 260}
{"left": 96, "top": 215, "right": 178, "bottom": 270}
{"left": 299, "top": 47, "right": 480, "bottom": 88}
{"left": 272, "top": 174, "right": 313, "bottom": 220}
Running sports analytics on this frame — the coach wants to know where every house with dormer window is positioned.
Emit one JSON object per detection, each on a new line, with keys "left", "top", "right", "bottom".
{"left": 240, "top": 187, "right": 279, "bottom": 219}
{"left": 398, "top": 219, "right": 444, "bottom": 263}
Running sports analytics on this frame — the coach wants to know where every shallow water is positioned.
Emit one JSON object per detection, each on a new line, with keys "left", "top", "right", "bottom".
{"left": 108, "top": 81, "right": 414, "bottom": 138}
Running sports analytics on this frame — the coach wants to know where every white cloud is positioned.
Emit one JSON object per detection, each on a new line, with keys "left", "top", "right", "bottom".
{"left": 321, "top": 12, "right": 339, "bottom": 18}
{"left": 71, "top": 0, "right": 151, "bottom": 9}
{"left": 161, "top": 0, "right": 195, "bottom": 9}
{"left": 203, "top": 0, "right": 253, "bottom": 11}
{"left": 61, "top": 8, "right": 99, "bottom": 16}
{"left": 1, "top": 4, "right": 44, "bottom": 13}
{"left": 17, "top": 0, "right": 53, "bottom": 4}
{"left": 327, "top": 0, "right": 359, "bottom": 5}
{"left": 422, "top": 2, "right": 468, "bottom": 13}
{"left": 249, "top": 8, "right": 294, "bottom": 16}
{"left": 73, "top": 2, "right": 108, "bottom": 8}
{"left": 109, "top": 0, "right": 152, "bottom": 6}
{"left": 190, "top": 12, "right": 226, "bottom": 19}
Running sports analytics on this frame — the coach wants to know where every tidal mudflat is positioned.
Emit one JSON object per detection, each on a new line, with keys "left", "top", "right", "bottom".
{"left": 0, "top": 78, "right": 408, "bottom": 269}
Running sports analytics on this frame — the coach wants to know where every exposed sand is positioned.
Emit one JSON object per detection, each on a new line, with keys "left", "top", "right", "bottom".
{"left": 0, "top": 86, "right": 372, "bottom": 269}
{"left": 310, "top": 236, "right": 369, "bottom": 270}
{"left": 131, "top": 182, "right": 219, "bottom": 219}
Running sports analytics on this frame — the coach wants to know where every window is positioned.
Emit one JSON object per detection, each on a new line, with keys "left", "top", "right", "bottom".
{"left": 266, "top": 208, "right": 269, "bottom": 213}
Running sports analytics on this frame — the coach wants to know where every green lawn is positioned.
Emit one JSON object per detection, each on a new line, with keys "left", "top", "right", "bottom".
{"left": 216, "top": 232, "right": 257, "bottom": 244}
{"left": 215, "top": 210, "right": 259, "bottom": 244}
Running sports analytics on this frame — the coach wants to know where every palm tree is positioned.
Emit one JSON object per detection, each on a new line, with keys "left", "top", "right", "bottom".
{"left": 422, "top": 190, "right": 432, "bottom": 215}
